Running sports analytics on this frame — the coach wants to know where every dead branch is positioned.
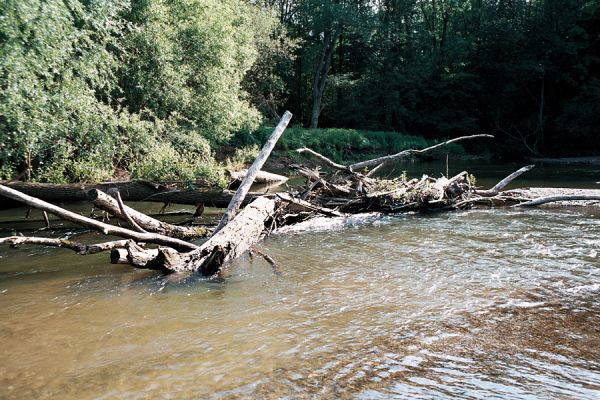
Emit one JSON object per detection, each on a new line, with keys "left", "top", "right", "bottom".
{"left": 111, "top": 189, "right": 146, "bottom": 233}
{"left": 88, "top": 189, "right": 209, "bottom": 239}
{"left": 350, "top": 134, "right": 494, "bottom": 171}
{"left": 476, "top": 165, "right": 535, "bottom": 196}
{"left": 0, "top": 184, "right": 198, "bottom": 251}
{"left": 0, "top": 236, "right": 135, "bottom": 255}
{"left": 250, "top": 246, "right": 282, "bottom": 275}
{"left": 215, "top": 111, "right": 292, "bottom": 234}
{"left": 296, "top": 147, "right": 351, "bottom": 172}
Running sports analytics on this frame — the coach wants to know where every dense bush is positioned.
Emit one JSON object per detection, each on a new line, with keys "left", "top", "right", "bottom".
{"left": 0, "top": 0, "right": 280, "bottom": 184}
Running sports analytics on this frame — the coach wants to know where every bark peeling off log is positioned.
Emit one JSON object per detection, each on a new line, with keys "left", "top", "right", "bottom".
{"left": 131, "top": 196, "right": 279, "bottom": 275}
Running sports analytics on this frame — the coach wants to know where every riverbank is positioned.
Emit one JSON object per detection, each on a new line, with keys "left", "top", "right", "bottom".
{"left": 230, "top": 127, "right": 475, "bottom": 168}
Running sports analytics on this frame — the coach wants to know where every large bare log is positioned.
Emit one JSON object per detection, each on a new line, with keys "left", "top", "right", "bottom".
{"left": 88, "top": 189, "right": 209, "bottom": 239}
{"left": 0, "top": 184, "right": 199, "bottom": 251}
{"left": 516, "top": 195, "right": 600, "bottom": 207}
{"left": 0, "top": 236, "right": 135, "bottom": 255}
{"left": 2, "top": 181, "right": 261, "bottom": 208}
{"left": 214, "top": 111, "right": 292, "bottom": 233}
{"left": 130, "top": 196, "right": 280, "bottom": 275}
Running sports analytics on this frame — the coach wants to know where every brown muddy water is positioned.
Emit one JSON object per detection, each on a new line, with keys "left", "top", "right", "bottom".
{"left": 1, "top": 162, "right": 600, "bottom": 399}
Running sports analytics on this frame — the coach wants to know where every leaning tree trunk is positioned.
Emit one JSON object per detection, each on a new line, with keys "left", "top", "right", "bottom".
{"left": 310, "top": 28, "right": 340, "bottom": 129}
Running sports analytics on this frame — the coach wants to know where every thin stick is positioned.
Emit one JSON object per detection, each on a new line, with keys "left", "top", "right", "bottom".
{"left": 113, "top": 190, "right": 146, "bottom": 233}
{"left": 42, "top": 211, "right": 50, "bottom": 229}
{"left": 250, "top": 246, "right": 282, "bottom": 275}
{"left": 214, "top": 111, "right": 292, "bottom": 234}
{"left": 0, "top": 236, "right": 135, "bottom": 255}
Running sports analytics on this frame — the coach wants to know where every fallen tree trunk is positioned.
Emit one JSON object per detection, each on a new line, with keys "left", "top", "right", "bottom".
{"left": 126, "top": 196, "right": 280, "bottom": 274}
{"left": 228, "top": 169, "right": 288, "bottom": 184}
{"left": 1, "top": 181, "right": 262, "bottom": 208}
{"left": 88, "top": 189, "right": 209, "bottom": 239}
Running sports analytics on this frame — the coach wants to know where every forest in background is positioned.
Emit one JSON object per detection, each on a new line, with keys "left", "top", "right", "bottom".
{"left": 1, "top": 0, "right": 598, "bottom": 184}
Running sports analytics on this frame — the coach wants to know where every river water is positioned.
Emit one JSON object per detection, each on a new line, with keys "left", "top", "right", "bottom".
{"left": 1, "top": 162, "right": 600, "bottom": 399}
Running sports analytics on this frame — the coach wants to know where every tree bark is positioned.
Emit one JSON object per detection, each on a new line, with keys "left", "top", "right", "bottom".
{"left": 134, "top": 196, "right": 280, "bottom": 275}
{"left": 310, "top": 29, "right": 340, "bottom": 129}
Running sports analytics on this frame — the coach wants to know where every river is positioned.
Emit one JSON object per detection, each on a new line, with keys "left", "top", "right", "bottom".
{"left": 1, "top": 161, "right": 599, "bottom": 399}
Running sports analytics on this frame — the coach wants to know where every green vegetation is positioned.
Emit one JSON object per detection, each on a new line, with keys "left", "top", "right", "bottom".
{"left": 1, "top": 0, "right": 598, "bottom": 184}
{"left": 232, "top": 127, "right": 465, "bottom": 164}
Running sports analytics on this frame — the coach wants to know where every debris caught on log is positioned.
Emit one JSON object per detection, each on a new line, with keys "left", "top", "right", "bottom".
{"left": 2, "top": 123, "right": 599, "bottom": 278}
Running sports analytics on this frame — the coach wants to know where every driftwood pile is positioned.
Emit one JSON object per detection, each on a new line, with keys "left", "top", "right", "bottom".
{"left": 2, "top": 112, "right": 600, "bottom": 277}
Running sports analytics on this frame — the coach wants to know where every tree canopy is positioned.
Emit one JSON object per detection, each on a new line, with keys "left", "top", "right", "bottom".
{"left": 0, "top": 0, "right": 598, "bottom": 184}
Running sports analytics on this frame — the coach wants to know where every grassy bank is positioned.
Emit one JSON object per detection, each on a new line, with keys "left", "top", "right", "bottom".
{"left": 231, "top": 127, "right": 469, "bottom": 165}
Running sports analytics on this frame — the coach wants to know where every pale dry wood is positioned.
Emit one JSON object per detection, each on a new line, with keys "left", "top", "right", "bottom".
{"left": 229, "top": 169, "right": 288, "bottom": 184}
{"left": 215, "top": 111, "right": 292, "bottom": 234}
{"left": 350, "top": 134, "right": 495, "bottom": 171}
{"left": 0, "top": 184, "right": 198, "bottom": 251}
{"left": 0, "top": 236, "right": 134, "bottom": 255}
{"left": 475, "top": 165, "right": 535, "bottom": 196}
{"left": 516, "top": 195, "right": 600, "bottom": 207}
{"left": 169, "top": 196, "right": 279, "bottom": 275}
{"left": 112, "top": 189, "right": 146, "bottom": 233}
{"left": 89, "top": 189, "right": 209, "bottom": 239}
{"left": 296, "top": 147, "right": 351, "bottom": 171}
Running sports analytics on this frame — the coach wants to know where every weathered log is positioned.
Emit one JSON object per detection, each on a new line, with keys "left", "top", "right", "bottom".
{"left": 1, "top": 181, "right": 261, "bottom": 208}
{"left": 228, "top": 169, "right": 288, "bottom": 184}
{"left": 0, "top": 184, "right": 199, "bottom": 251}
{"left": 0, "top": 236, "right": 136, "bottom": 255}
{"left": 295, "top": 147, "right": 351, "bottom": 172}
{"left": 516, "top": 195, "right": 600, "bottom": 207}
{"left": 88, "top": 189, "right": 209, "bottom": 239}
{"left": 215, "top": 111, "right": 292, "bottom": 233}
{"left": 127, "top": 196, "right": 280, "bottom": 275}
